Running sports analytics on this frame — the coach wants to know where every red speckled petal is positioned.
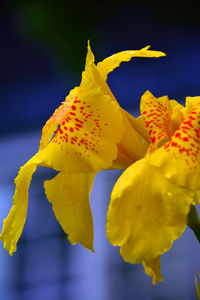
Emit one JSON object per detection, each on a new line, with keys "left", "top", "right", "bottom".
{"left": 140, "top": 91, "right": 171, "bottom": 151}
{"left": 150, "top": 98, "right": 200, "bottom": 191}
{"left": 185, "top": 96, "right": 200, "bottom": 112}
{"left": 39, "top": 87, "right": 78, "bottom": 150}
{"left": 38, "top": 44, "right": 124, "bottom": 173}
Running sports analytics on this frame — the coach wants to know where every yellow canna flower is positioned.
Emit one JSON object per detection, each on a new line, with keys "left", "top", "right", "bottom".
{"left": 107, "top": 90, "right": 200, "bottom": 284}
{"left": 1, "top": 43, "right": 165, "bottom": 256}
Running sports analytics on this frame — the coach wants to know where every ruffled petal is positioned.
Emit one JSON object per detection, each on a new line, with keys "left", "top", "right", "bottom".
{"left": 0, "top": 155, "right": 42, "bottom": 255}
{"left": 44, "top": 172, "right": 95, "bottom": 251}
{"left": 140, "top": 90, "right": 171, "bottom": 151}
{"left": 107, "top": 158, "right": 193, "bottom": 270}
{"left": 142, "top": 256, "right": 163, "bottom": 284}
{"left": 97, "top": 46, "right": 166, "bottom": 81}
{"left": 150, "top": 98, "right": 200, "bottom": 190}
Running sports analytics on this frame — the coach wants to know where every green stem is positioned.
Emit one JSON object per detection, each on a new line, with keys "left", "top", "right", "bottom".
{"left": 187, "top": 205, "right": 200, "bottom": 243}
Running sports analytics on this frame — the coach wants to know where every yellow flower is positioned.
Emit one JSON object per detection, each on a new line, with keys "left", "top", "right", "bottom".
{"left": 107, "top": 90, "right": 200, "bottom": 284}
{"left": 1, "top": 43, "right": 165, "bottom": 256}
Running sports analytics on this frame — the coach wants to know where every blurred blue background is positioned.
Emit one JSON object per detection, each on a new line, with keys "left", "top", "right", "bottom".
{"left": 1, "top": 0, "right": 200, "bottom": 299}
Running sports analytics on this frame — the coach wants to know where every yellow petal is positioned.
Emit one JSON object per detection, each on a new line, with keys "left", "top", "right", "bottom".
{"left": 122, "top": 109, "right": 150, "bottom": 144}
{"left": 88, "top": 48, "right": 148, "bottom": 167}
{"left": 37, "top": 44, "right": 125, "bottom": 173}
{"left": 143, "top": 256, "right": 163, "bottom": 284}
{"left": 107, "top": 158, "right": 193, "bottom": 267}
{"left": 39, "top": 87, "right": 78, "bottom": 150}
{"left": 0, "top": 155, "right": 41, "bottom": 255}
{"left": 113, "top": 112, "right": 149, "bottom": 168}
{"left": 97, "top": 46, "right": 166, "bottom": 81}
{"left": 193, "top": 191, "right": 200, "bottom": 205}
{"left": 185, "top": 96, "right": 200, "bottom": 111}
{"left": 169, "top": 99, "right": 184, "bottom": 111}
{"left": 150, "top": 99, "right": 200, "bottom": 190}
{"left": 44, "top": 171, "right": 95, "bottom": 251}
{"left": 168, "top": 103, "right": 185, "bottom": 137}
{"left": 140, "top": 90, "right": 171, "bottom": 151}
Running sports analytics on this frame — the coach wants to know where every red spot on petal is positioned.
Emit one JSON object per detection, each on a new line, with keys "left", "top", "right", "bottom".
{"left": 183, "top": 137, "right": 189, "bottom": 142}
{"left": 175, "top": 132, "right": 181, "bottom": 138}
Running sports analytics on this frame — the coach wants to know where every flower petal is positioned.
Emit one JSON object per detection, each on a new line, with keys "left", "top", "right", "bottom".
{"left": 140, "top": 90, "right": 171, "bottom": 151}
{"left": 44, "top": 171, "right": 95, "bottom": 251}
{"left": 142, "top": 256, "right": 163, "bottom": 284}
{"left": 0, "top": 155, "right": 41, "bottom": 255}
{"left": 113, "top": 112, "right": 148, "bottom": 168}
{"left": 122, "top": 110, "right": 150, "bottom": 144}
{"left": 97, "top": 46, "right": 166, "bottom": 81}
{"left": 90, "top": 59, "right": 148, "bottom": 167}
{"left": 107, "top": 158, "right": 193, "bottom": 272}
{"left": 39, "top": 87, "right": 78, "bottom": 150}
{"left": 150, "top": 98, "right": 200, "bottom": 190}
{"left": 185, "top": 96, "right": 200, "bottom": 111}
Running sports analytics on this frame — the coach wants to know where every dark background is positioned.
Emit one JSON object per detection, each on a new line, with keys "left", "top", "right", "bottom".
{"left": 1, "top": 1, "right": 200, "bottom": 299}
{"left": 2, "top": 0, "right": 200, "bottom": 135}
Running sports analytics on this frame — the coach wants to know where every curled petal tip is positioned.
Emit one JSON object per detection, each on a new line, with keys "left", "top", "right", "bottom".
{"left": 143, "top": 45, "right": 151, "bottom": 50}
